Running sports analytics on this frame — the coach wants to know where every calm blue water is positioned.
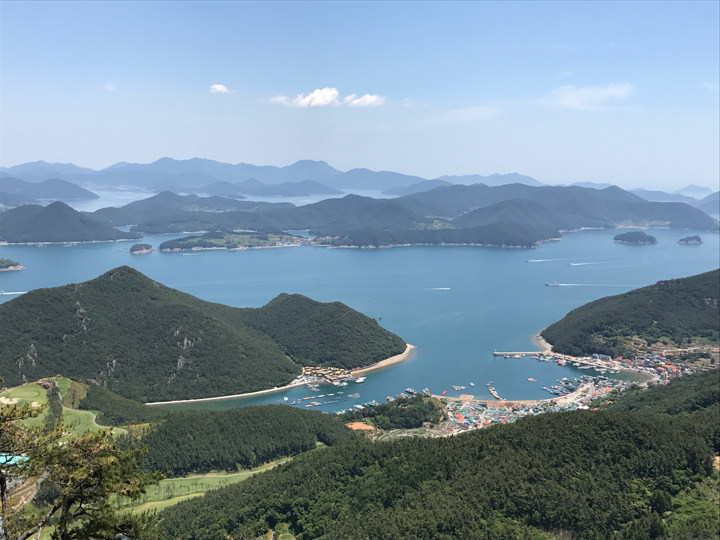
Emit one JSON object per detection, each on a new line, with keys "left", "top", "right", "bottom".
{"left": 1, "top": 227, "right": 717, "bottom": 412}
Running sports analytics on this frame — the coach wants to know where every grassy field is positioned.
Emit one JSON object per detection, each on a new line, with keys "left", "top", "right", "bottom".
{"left": 117, "top": 461, "right": 289, "bottom": 514}
{"left": 1, "top": 380, "right": 123, "bottom": 437}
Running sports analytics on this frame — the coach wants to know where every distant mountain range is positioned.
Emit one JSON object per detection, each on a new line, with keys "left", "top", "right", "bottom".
{"left": 1, "top": 181, "right": 715, "bottom": 245}
{"left": 0, "top": 159, "right": 716, "bottom": 205}
{"left": 0, "top": 266, "right": 406, "bottom": 401}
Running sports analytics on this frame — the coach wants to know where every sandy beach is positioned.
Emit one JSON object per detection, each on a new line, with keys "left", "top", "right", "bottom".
{"left": 351, "top": 344, "right": 415, "bottom": 376}
{"left": 146, "top": 343, "right": 415, "bottom": 406}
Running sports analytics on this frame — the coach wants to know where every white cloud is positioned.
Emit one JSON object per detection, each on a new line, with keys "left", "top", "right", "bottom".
{"left": 443, "top": 105, "right": 500, "bottom": 123}
{"left": 270, "top": 87, "right": 386, "bottom": 108}
{"left": 343, "top": 93, "right": 386, "bottom": 107}
{"left": 552, "top": 83, "right": 633, "bottom": 111}
{"left": 209, "top": 84, "right": 231, "bottom": 94}
{"left": 104, "top": 82, "right": 115, "bottom": 92}
{"left": 271, "top": 87, "right": 340, "bottom": 107}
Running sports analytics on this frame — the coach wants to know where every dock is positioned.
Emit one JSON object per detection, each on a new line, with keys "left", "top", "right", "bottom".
{"left": 493, "top": 351, "right": 539, "bottom": 358}
{"left": 488, "top": 387, "right": 503, "bottom": 400}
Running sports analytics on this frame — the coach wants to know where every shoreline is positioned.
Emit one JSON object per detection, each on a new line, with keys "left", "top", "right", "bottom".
{"left": 146, "top": 343, "right": 415, "bottom": 407}
{"left": 0, "top": 265, "right": 26, "bottom": 272}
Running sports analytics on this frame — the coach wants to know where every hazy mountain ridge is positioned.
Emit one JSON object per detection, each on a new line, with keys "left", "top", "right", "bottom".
{"left": 0, "top": 201, "right": 141, "bottom": 243}
{"left": 0, "top": 176, "right": 98, "bottom": 202}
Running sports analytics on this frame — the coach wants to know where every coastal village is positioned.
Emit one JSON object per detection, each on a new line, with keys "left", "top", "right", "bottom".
{"left": 330, "top": 344, "right": 717, "bottom": 436}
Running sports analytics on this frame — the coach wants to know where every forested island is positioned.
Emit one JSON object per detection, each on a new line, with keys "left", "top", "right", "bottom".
{"left": 614, "top": 231, "right": 657, "bottom": 245}
{"left": 0, "top": 266, "right": 406, "bottom": 401}
{"left": 0, "top": 201, "right": 141, "bottom": 243}
{"left": 158, "top": 231, "right": 307, "bottom": 251}
{"left": 129, "top": 243, "right": 152, "bottom": 254}
{"left": 0, "top": 257, "right": 23, "bottom": 270}
{"left": 542, "top": 269, "right": 719, "bottom": 358}
{"left": 82, "top": 183, "right": 719, "bottom": 249}
{"left": 678, "top": 235, "right": 702, "bottom": 245}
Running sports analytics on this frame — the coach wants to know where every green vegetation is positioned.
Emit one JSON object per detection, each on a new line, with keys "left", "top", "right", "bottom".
{"left": 0, "top": 256, "right": 21, "bottom": 269}
{"left": 159, "top": 371, "right": 719, "bottom": 539}
{"left": 614, "top": 230, "right": 657, "bottom": 244}
{"left": 92, "top": 183, "right": 719, "bottom": 248}
{"left": 116, "top": 463, "right": 285, "bottom": 514}
{"left": 541, "top": 269, "right": 719, "bottom": 357}
{"left": 129, "top": 243, "right": 152, "bottom": 253}
{"left": 1, "top": 401, "right": 161, "bottom": 540}
{"left": 340, "top": 396, "right": 444, "bottom": 430}
{"left": 79, "top": 384, "right": 168, "bottom": 425}
{"left": 246, "top": 293, "right": 407, "bottom": 369}
{"left": 158, "top": 231, "right": 303, "bottom": 251}
{"left": 0, "top": 201, "right": 141, "bottom": 243}
{"left": 677, "top": 235, "right": 702, "bottom": 245}
{"left": 0, "top": 266, "right": 405, "bottom": 401}
{"left": 137, "top": 404, "right": 353, "bottom": 476}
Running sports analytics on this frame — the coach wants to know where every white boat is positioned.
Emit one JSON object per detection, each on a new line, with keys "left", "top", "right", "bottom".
{"left": 354, "top": 376, "right": 366, "bottom": 383}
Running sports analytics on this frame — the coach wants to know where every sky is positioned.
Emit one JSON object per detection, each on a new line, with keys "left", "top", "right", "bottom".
{"left": 0, "top": 1, "right": 718, "bottom": 190}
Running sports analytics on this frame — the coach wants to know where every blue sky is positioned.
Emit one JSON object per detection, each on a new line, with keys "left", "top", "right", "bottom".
{"left": 1, "top": 1, "right": 718, "bottom": 190}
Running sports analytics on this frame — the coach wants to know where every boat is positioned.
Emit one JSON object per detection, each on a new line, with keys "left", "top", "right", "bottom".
{"left": 469, "top": 382, "right": 475, "bottom": 387}
{"left": 348, "top": 393, "right": 360, "bottom": 398}
{"left": 422, "top": 388, "right": 431, "bottom": 395}
{"left": 545, "top": 282, "right": 561, "bottom": 287}
{"left": 405, "top": 388, "right": 417, "bottom": 395}
{"left": 354, "top": 376, "right": 366, "bottom": 383}
{"left": 527, "top": 378, "right": 537, "bottom": 382}
{"left": 441, "top": 390, "right": 447, "bottom": 395}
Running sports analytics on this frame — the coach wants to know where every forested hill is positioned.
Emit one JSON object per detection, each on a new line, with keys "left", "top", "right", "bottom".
{"left": 541, "top": 269, "right": 720, "bottom": 357}
{"left": 160, "top": 371, "right": 719, "bottom": 539}
{"left": 0, "top": 266, "right": 405, "bottom": 401}
{"left": 0, "top": 201, "right": 141, "bottom": 243}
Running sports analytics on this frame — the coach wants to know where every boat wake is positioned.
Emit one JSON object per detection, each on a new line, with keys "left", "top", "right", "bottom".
{"left": 0, "top": 291, "right": 27, "bottom": 296}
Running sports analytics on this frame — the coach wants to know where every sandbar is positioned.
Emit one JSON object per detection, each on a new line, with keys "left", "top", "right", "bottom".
{"left": 146, "top": 343, "right": 415, "bottom": 406}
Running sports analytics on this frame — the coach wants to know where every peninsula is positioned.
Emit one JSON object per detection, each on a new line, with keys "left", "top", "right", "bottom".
{"left": 0, "top": 266, "right": 407, "bottom": 402}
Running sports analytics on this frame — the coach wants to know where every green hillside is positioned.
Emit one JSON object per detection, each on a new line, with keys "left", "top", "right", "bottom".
{"left": 541, "top": 269, "right": 719, "bottom": 357}
{"left": 0, "top": 201, "right": 140, "bottom": 243}
{"left": 139, "top": 405, "right": 354, "bottom": 476}
{"left": 159, "top": 371, "right": 720, "bottom": 539}
{"left": 0, "top": 266, "right": 405, "bottom": 401}
{"left": 246, "top": 293, "right": 407, "bottom": 369}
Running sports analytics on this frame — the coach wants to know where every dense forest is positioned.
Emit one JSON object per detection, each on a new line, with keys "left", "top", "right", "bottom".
{"left": 246, "top": 293, "right": 407, "bottom": 369}
{"left": 340, "top": 396, "right": 444, "bottom": 430}
{"left": 541, "top": 269, "right": 719, "bottom": 357}
{"left": 0, "top": 267, "right": 405, "bottom": 401}
{"left": 136, "top": 405, "right": 354, "bottom": 476}
{"left": 614, "top": 231, "right": 657, "bottom": 244}
{"left": 0, "top": 201, "right": 140, "bottom": 242}
{"left": 159, "top": 370, "right": 719, "bottom": 539}
{"left": 158, "top": 231, "right": 303, "bottom": 251}
{"left": 84, "top": 182, "right": 719, "bottom": 248}
{"left": 0, "top": 257, "right": 20, "bottom": 269}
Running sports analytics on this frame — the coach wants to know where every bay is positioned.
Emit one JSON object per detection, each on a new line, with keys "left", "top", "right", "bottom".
{"left": 0, "top": 227, "right": 717, "bottom": 412}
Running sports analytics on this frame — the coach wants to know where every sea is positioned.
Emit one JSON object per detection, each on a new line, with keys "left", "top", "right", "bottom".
{"left": 1, "top": 192, "right": 718, "bottom": 413}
